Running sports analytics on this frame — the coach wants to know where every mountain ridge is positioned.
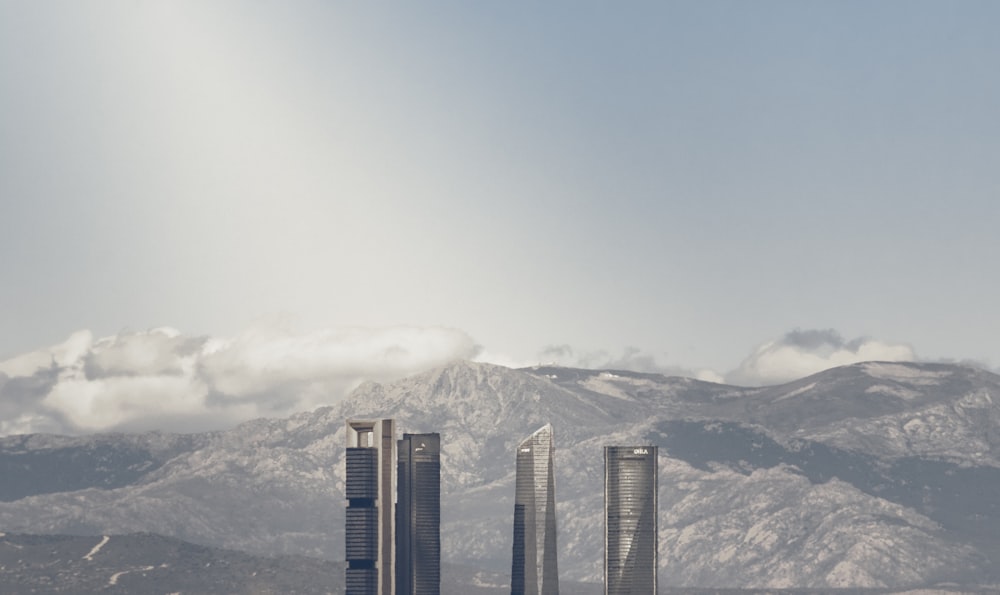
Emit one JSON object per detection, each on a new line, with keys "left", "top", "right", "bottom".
{"left": 2, "top": 359, "right": 999, "bottom": 589}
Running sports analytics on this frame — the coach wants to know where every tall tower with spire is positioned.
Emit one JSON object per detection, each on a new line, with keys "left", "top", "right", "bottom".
{"left": 510, "top": 423, "right": 559, "bottom": 595}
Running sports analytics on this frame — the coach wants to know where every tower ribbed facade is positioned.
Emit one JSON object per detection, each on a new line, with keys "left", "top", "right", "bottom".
{"left": 345, "top": 419, "right": 396, "bottom": 595}
{"left": 604, "top": 446, "right": 657, "bottom": 595}
{"left": 511, "top": 423, "right": 559, "bottom": 595}
{"left": 396, "top": 433, "right": 441, "bottom": 595}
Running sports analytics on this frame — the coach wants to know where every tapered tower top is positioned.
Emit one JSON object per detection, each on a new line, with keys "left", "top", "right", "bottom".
{"left": 519, "top": 423, "right": 553, "bottom": 449}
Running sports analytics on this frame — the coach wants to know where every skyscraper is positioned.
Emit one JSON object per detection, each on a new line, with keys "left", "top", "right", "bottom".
{"left": 396, "top": 433, "right": 441, "bottom": 595}
{"left": 345, "top": 419, "right": 396, "bottom": 595}
{"left": 511, "top": 423, "right": 559, "bottom": 595}
{"left": 604, "top": 446, "right": 658, "bottom": 595}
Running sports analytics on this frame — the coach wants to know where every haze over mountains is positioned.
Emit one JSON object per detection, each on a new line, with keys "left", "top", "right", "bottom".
{"left": 2, "top": 360, "right": 1000, "bottom": 592}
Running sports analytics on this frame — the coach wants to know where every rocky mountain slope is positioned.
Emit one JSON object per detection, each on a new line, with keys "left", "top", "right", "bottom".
{"left": 2, "top": 360, "right": 1000, "bottom": 590}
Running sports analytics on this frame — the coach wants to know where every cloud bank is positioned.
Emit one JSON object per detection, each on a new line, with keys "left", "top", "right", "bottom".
{"left": 0, "top": 325, "right": 933, "bottom": 436}
{"left": 0, "top": 325, "right": 478, "bottom": 436}
{"left": 725, "top": 329, "right": 916, "bottom": 386}
{"left": 536, "top": 329, "right": 920, "bottom": 387}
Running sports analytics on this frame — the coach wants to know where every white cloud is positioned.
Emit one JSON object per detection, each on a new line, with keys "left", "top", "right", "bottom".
{"left": 694, "top": 369, "right": 726, "bottom": 384}
{"left": 726, "top": 329, "right": 916, "bottom": 386}
{"left": 0, "top": 324, "right": 938, "bottom": 436}
{"left": 42, "top": 373, "right": 210, "bottom": 432}
{"left": 0, "top": 325, "right": 477, "bottom": 436}
{"left": 472, "top": 349, "right": 536, "bottom": 370}
{"left": 533, "top": 344, "right": 722, "bottom": 381}
{"left": 531, "top": 330, "right": 922, "bottom": 387}
{"left": 85, "top": 327, "right": 200, "bottom": 377}
{"left": 0, "top": 413, "right": 66, "bottom": 437}
{"left": 0, "top": 330, "right": 94, "bottom": 378}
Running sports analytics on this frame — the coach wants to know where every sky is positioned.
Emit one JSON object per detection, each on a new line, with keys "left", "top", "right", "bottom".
{"left": 2, "top": 1, "right": 999, "bottom": 435}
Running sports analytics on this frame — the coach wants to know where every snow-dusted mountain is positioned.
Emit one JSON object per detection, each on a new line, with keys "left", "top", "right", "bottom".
{"left": 2, "top": 360, "right": 1000, "bottom": 590}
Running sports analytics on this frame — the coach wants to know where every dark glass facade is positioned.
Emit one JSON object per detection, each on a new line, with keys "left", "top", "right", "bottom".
{"left": 396, "top": 433, "right": 441, "bottom": 595}
{"left": 346, "top": 448, "right": 379, "bottom": 500}
{"left": 604, "top": 446, "right": 657, "bottom": 595}
{"left": 345, "top": 504, "right": 379, "bottom": 560}
{"left": 511, "top": 423, "right": 559, "bottom": 595}
{"left": 346, "top": 568, "right": 379, "bottom": 594}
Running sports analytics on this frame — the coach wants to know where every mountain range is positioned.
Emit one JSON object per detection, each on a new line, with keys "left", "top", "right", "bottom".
{"left": 2, "top": 360, "right": 1000, "bottom": 592}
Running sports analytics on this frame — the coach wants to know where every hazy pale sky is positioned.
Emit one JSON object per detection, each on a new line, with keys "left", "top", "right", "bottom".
{"left": 2, "top": 2, "right": 999, "bottom": 433}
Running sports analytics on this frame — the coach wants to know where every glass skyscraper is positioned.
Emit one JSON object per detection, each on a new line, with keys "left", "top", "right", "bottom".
{"left": 511, "top": 423, "right": 559, "bottom": 595}
{"left": 604, "top": 446, "right": 658, "bottom": 595}
{"left": 345, "top": 419, "right": 396, "bottom": 595}
{"left": 396, "top": 433, "right": 441, "bottom": 595}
